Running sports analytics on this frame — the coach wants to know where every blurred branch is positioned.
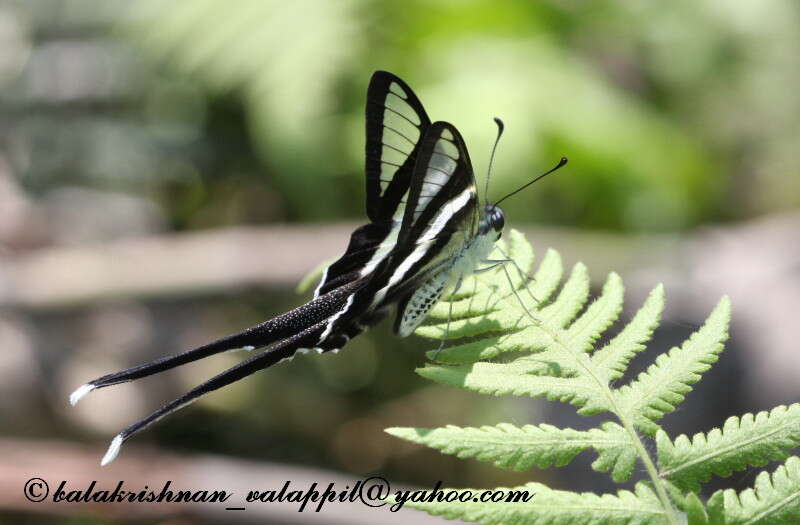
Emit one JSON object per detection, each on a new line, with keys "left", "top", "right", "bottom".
{"left": 1, "top": 225, "right": 354, "bottom": 309}
{"left": 3, "top": 212, "right": 800, "bottom": 322}
{"left": 0, "top": 437, "right": 456, "bottom": 524}
{"left": 1, "top": 223, "right": 681, "bottom": 310}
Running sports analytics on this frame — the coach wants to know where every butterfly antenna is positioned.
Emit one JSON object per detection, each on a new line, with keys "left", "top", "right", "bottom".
{"left": 494, "top": 156, "right": 568, "bottom": 207}
{"left": 484, "top": 117, "right": 505, "bottom": 205}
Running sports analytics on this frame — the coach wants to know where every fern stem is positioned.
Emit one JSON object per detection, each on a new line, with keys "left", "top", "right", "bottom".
{"left": 617, "top": 415, "right": 681, "bottom": 525}
{"left": 531, "top": 314, "right": 682, "bottom": 525}
{"left": 477, "top": 246, "right": 683, "bottom": 524}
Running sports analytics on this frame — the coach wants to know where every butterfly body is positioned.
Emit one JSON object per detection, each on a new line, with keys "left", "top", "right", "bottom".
{"left": 395, "top": 221, "right": 501, "bottom": 336}
{"left": 72, "top": 71, "right": 515, "bottom": 465}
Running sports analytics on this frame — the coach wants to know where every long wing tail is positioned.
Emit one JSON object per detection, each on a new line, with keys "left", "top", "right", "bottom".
{"left": 99, "top": 320, "right": 328, "bottom": 466}
{"left": 69, "top": 280, "right": 362, "bottom": 405}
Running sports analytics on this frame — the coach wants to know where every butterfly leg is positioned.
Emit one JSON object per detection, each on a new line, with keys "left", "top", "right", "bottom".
{"left": 432, "top": 276, "right": 463, "bottom": 360}
{"left": 478, "top": 258, "right": 544, "bottom": 328}
{"left": 494, "top": 246, "right": 543, "bottom": 305}
{"left": 498, "top": 263, "right": 544, "bottom": 327}
{"left": 476, "top": 258, "right": 511, "bottom": 273}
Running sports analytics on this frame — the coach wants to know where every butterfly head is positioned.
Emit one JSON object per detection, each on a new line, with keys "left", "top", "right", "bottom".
{"left": 480, "top": 204, "right": 506, "bottom": 238}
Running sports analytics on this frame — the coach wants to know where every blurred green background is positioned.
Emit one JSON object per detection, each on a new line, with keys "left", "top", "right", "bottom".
{"left": 2, "top": 1, "right": 799, "bottom": 524}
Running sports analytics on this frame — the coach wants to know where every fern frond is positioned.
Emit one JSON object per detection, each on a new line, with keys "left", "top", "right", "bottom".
{"left": 591, "top": 284, "right": 665, "bottom": 383}
{"left": 417, "top": 357, "right": 608, "bottom": 409}
{"left": 539, "top": 262, "right": 591, "bottom": 328}
{"left": 387, "top": 421, "right": 637, "bottom": 481}
{"left": 401, "top": 481, "right": 668, "bottom": 525}
{"left": 422, "top": 249, "right": 565, "bottom": 364}
{"left": 423, "top": 291, "right": 504, "bottom": 322}
{"left": 658, "top": 404, "right": 800, "bottom": 492}
{"left": 423, "top": 329, "right": 552, "bottom": 364}
{"left": 682, "top": 492, "right": 709, "bottom": 525}
{"left": 419, "top": 264, "right": 588, "bottom": 343}
{"left": 563, "top": 272, "right": 624, "bottom": 352}
{"left": 528, "top": 247, "right": 565, "bottom": 305}
{"left": 707, "top": 456, "right": 800, "bottom": 525}
{"left": 394, "top": 233, "right": 743, "bottom": 525}
{"left": 415, "top": 311, "right": 517, "bottom": 340}
{"left": 503, "top": 228, "right": 537, "bottom": 288}
{"left": 613, "top": 297, "right": 731, "bottom": 435}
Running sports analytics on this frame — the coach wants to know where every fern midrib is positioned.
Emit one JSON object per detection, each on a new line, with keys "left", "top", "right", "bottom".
{"left": 742, "top": 490, "right": 800, "bottom": 525}
{"left": 443, "top": 437, "right": 630, "bottom": 448}
{"left": 488, "top": 274, "right": 682, "bottom": 525}
{"left": 442, "top": 499, "right": 666, "bottom": 516}
{"left": 660, "top": 420, "right": 797, "bottom": 479}
{"left": 623, "top": 358, "right": 684, "bottom": 417}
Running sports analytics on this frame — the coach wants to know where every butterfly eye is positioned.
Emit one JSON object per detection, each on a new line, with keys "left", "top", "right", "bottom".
{"left": 491, "top": 207, "right": 505, "bottom": 232}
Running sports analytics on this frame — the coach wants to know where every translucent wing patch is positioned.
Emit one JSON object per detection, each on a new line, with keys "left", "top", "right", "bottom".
{"left": 365, "top": 71, "right": 431, "bottom": 223}
{"left": 379, "top": 88, "right": 423, "bottom": 192}
{"left": 414, "top": 128, "right": 460, "bottom": 221}
{"left": 398, "top": 122, "right": 478, "bottom": 248}
{"left": 317, "top": 72, "right": 432, "bottom": 297}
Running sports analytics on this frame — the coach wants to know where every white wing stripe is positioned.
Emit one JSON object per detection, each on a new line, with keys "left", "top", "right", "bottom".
{"left": 313, "top": 266, "right": 330, "bottom": 298}
{"left": 358, "top": 187, "right": 410, "bottom": 278}
{"left": 418, "top": 187, "right": 474, "bottom": 243}
{"left": 372, "top": 187, "right": 474, "bottom": 307}
{"left": 319, "top": 294, "right": 354, "bottom": 342}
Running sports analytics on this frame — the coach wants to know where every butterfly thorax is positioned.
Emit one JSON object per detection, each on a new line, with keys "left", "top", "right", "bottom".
{"left": 451, "top": 205, "right": 505, "bottom": 282}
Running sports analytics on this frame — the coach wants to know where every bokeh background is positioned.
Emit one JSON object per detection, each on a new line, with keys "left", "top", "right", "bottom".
{"left": 2, "top": 1, "right": 799, "bottom": 523}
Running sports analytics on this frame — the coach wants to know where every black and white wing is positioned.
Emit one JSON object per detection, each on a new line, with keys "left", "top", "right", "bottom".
{"left": 364, "top": 71, "right": 432, "bottom": 223}
{"left": 315, "top": 71, "right": 431, "bottom": 297}
{"left": 319, "top": 122, "right": 477, "bottom": 333}
{"left": 314, "top": 122, "right": 481, "bottom": 343}
{"left": 397, "top": 122, "right": 480, "bottom": 248}
{"left": 69, "top": 71, "right": 487, "bottom": 467}
{"left": 389, "top": 122, "right": 481, "bottom": 335}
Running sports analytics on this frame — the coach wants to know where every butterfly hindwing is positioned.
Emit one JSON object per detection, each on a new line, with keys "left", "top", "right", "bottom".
{"left": 398, "top": 122, "right": 479, "bottom": 248}
{"left": 341, "top": 123, "right": 479, "bottom": 320}
{"left": 71, "top": 71, "right": 507, "bottom": 466}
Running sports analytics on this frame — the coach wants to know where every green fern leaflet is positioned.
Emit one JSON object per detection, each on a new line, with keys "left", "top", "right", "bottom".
{"left": 387, "top": 230, "right": 800, "bottom": 525}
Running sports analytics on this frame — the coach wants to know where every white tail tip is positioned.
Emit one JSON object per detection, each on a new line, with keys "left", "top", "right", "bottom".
{"left": 101, "top": 435, "right": 123, "bottom": 466}
{"left": 69, "top": 383, "right": 95, "bottom": 406}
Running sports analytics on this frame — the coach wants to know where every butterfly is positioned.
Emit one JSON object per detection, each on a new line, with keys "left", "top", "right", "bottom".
{"left": 70, "top": 70, "right": 566, "bottom": 465}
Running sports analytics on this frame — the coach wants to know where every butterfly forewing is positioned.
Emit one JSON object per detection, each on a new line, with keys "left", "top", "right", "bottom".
{"left": 315, "top": 72, "right": 431, "bottom": 298}
{"left": 71, "top": 71, "right": 506, "bottom": 466}
{"left": 342, "top": 123, "right": 478, "bottom": 325}
{"left": 365, "top": 71, "right": 432, "bottom": 222}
